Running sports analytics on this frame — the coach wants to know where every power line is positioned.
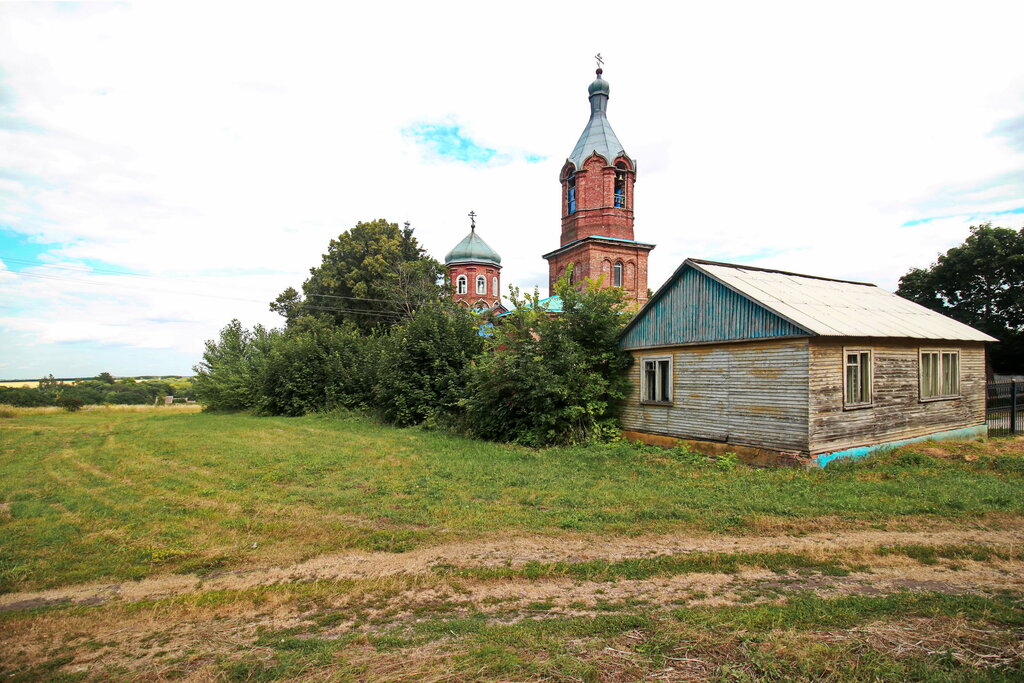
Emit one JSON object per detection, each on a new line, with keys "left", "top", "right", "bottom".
{"left": 3, "top": 270, "right": 409, "bottom": 319}
{"left": 0, "top": 253, "right": 433, "bottom": 305}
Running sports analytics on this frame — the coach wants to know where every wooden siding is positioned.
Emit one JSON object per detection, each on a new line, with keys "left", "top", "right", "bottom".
{"left": 621, "top": 339, "right": 810, "bottom": 453}
{"left": 808, "top": 339, "right": 987, "bottom": 454}
{"left": 620, "top": 265, "right": 809, "bottom": 350}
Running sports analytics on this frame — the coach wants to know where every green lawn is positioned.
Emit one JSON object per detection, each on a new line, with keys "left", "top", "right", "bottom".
{"left": 2, "top": 409, "right": 1024, "bottom": 592}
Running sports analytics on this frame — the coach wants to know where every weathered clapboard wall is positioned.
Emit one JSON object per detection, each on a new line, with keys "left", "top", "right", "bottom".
{"left": 620, "top": 338, "right": 811, "bottom": 453}
{"left": 807, "top": 339, "right": 987, "bottom": 454}
{"left": 620, "top": 265, "right": 809, "bottom": 350}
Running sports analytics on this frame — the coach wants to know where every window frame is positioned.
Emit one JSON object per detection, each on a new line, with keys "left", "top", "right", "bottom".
{"left": 842, "top": 347, "right": 873, "bottom": 409}
{"left": 640, "top": 354, "right": 673, "bottom": 406}
{"left": 455, "top": 274, "right": 467, "bottom": 295}
{"left": 613, "top": 261, "right": 623, "bottom": 288}
{"left": 475, "top": 275, "right": 487, "bottom": 295}
{"left": 566, "top": 172, "right": 577, "bottom": 214}
{"left": 919, "top": 348, "right": 961, "bottom": 401}
{"left": 492, "top": 276, "right": 499, "bottom": 297}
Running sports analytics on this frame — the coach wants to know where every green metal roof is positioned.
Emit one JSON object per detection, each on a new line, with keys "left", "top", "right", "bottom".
{"left": 567, "top": 69, "right": 629, "bottom": 169}
{"left": 444, "top": 228, "right": 501, "bottom": 266}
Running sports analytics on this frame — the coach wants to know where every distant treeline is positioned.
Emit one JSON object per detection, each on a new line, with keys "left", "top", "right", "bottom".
{"left": 0, "top": 375, "right": 190, "bottom": 383}
{"left": 0, "top": 373, "right": 195, "bottom": 408}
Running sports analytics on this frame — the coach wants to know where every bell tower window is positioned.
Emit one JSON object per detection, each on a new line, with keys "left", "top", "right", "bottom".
{"left": 613, "top": 261, "right": 623, "bottom": 287}
{"left": 566, "top": 171, "right": 577, "bottom": 214}
{"left": 456, "top": 274, "right": 467, "bottom": 295}
{"left": 476, "top": 275, "right": 486, "bottom": 295}
{"left": 614, "top": 162, "right": 627, "bottom": 208}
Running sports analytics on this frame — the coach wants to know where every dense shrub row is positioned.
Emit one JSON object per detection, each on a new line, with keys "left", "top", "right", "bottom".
{"left": 193, "top": 276, "right": 631, "bottom": 445}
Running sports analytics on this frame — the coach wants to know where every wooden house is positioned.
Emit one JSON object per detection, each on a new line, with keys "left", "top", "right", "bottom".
{"left": 619, "top": 259, "right": 997, "bottom": 466}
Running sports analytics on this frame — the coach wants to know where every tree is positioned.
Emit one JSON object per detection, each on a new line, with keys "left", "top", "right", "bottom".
{"left": 192, "top": 320, "right": 278, "bottom": 410}
{"left": 896, "top": 222, "right": 1024, "bottom": 372}
{"left": 374, "top": 300, "right": 485, "bottom": 426}
{"left": 95, "top": 372, "right": 116, "bottom": 384}
{"left": 254, "top": 317, "right": 381, "bottom": 417}
{"left": 463, "top": 268, "right": 632, "bottom": 445}
{"left": 271, "top": 219, "right": 444, "bottom": 333}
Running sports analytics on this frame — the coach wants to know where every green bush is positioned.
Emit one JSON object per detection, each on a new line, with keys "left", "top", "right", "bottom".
{"left": 255, "top": 317, "right": 380, "bottom": 417}
{"left": 193, "top": 319, "right": 278, "bottom": 411}
{"left": 463, "top": 270, "right": 631, "bottom": 446}
{"left": 55, "top": 395, "right": 84, "bottom": 412}
{"left": 374, "top": 301, "right": 484, "bottom": 426}
{"left": 0, "top": 387, "right": 55, "bottom": 407}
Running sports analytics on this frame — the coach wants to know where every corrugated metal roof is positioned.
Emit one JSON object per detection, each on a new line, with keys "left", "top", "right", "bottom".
{"left": 687, "top": 259, "right": 996, "bottom": 342}
{"left": 495, "top": 295, "right": 563, "bottom": 318}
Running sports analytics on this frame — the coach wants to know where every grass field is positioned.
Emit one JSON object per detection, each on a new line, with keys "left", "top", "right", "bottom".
{"left": 2, "top": 408, "right": 1023, "bottom": 680}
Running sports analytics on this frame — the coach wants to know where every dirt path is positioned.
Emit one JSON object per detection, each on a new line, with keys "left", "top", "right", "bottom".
{"left": 3, "top": 524, "right": 1022, "bottom": 612}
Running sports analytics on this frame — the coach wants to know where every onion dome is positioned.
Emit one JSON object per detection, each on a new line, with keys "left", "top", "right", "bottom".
{"left": 567, "top": 67, "right": 627, "bottom": 169}
{"left": 444, "top": 226, "right": 501, "bottom": 266}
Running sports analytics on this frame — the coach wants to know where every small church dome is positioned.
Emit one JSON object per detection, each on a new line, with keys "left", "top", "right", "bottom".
{"left": 444, "top": 229, "right": 501, "bottom": 266}
{"left": 588, "top": 72, "right": 610, "bottom": 97}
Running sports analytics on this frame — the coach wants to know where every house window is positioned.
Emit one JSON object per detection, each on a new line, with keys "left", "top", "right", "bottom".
{"left": 920, "top": 349, "right": 960, "bottom": 399}
{"left": 613, "top": 261, "right": 623, "bottom": 287}
{"left": 641, "top": 355, "right": 672, "bottom": 404}
{"left": 844, "top": 348, "right": 872, "bottom": 407}
{"left": 567, "top": 172, "right": 577, "bottom": 214}
{"left": 492, "top": 276, "right": 499, "bottom": 297}
{"left": 456, "top": 274, "right": 467, "bottom": 295}
{"left": 476, "top": 275, "right": 486, "bottom": 295}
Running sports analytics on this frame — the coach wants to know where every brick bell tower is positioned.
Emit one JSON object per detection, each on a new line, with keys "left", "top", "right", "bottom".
{"left": 542, "top": 66, "right": 654, "bottom": 307}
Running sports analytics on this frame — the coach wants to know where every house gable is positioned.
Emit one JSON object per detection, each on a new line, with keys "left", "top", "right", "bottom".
{"left": 620, "top": 263, "right": 811, "bottom": 349}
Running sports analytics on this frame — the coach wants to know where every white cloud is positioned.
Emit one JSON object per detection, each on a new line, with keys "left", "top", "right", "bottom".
{"left": 0, "top": 1, "right": 1022, "bottom": 376}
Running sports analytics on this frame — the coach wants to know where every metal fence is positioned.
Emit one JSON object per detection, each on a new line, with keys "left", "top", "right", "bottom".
{"left": 987, "top": 381, "right": 1021, "bottom": 436}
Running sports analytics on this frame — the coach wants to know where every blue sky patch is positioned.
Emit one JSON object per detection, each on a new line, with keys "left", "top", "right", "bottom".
{"left": 0, "top": 227, "right": 59, "bottom": 270}
{"left": 403, "top": 121, "right": 546, "bottom": 165}
{"left": 404, "top": 123, "right": 497, "bottom": 164}
{"left": 903, "top": 206, "right": 1024, "bottom": 227}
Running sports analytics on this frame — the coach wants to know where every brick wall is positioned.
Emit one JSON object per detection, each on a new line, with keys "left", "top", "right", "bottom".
{"left": 448, "top": 262, "right": 502, "bottom": 309}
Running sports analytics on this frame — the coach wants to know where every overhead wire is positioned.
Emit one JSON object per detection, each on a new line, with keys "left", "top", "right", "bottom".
{"left": 0, "top": 253, "right": 432, "bottom": 305}
{"left": 3, "top": 269, "right": 410, "bottom": 319}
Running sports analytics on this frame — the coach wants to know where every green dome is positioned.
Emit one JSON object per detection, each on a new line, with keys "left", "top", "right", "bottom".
{"left": 588, "top": 74, "right": 610, "bottom": 97}
{"left": 444, "top": 229, "right": 501, "bottom": 266}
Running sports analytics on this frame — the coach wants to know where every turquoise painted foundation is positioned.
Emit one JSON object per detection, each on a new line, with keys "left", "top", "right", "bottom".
{"left": 815, "top": 424, "right": 989, "bottom": 467}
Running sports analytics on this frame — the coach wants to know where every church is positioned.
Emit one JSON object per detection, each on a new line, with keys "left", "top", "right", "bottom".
{"left": 442, "top": 66, "right": 994, "bottom": 466}
{"left": 443, "top": 66, "right": 653, "bottom": 311}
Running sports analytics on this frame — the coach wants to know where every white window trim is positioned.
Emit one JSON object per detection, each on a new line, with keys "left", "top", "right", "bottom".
{"left": 476, "top": 275, "right": 487, "bottom": 295}
{"left": 919, "top": 348, "right": 961, "bottom": 401}
{"left": 492, "top": 276, "right": 499, "bottom": 297}
{"left": 456, "top": 274, "right": 467, "bottom": 295}
{"left": 640, "top": 354, "right": 673, "bottom": 405}
{"left": 843, "top": 347, "right": 873, "bottom": 409}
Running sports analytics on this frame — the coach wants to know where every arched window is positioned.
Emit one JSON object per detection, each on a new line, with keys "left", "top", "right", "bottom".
{"left": 456, "top": 274, "right": 467, "bottom": 295}
{"left": 613, "top": 261, "right": 623, "bottom": 287}
{"left": 492, "top": 276, "right": 499, "bottom": 296}
{"left": 614, "top": 162, "right": 627, "bottom": 208}
{"left": 566, "top": 171, "right": 577, "bottom": 214}
{"left": 476, "top": 275, "right": 486, "bottom": 295}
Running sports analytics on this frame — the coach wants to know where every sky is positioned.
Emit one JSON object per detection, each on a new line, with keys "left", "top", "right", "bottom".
{"left": 1, "top": 1, "right": 1023, "bottom": 379}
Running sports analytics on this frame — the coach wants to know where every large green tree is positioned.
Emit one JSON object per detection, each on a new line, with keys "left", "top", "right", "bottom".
{"left": 272, "top": 219, "right": 444, "bottom": 333}
{"left": 896, "top": 222, "right": 1024, "bottom": 373}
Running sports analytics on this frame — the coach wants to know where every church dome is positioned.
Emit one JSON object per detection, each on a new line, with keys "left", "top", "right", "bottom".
{"left": 444, "top": 229, "right": 501, "bottom": 266}
{"left": 588, "top": 71, "right": 610, "bottom": 97}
